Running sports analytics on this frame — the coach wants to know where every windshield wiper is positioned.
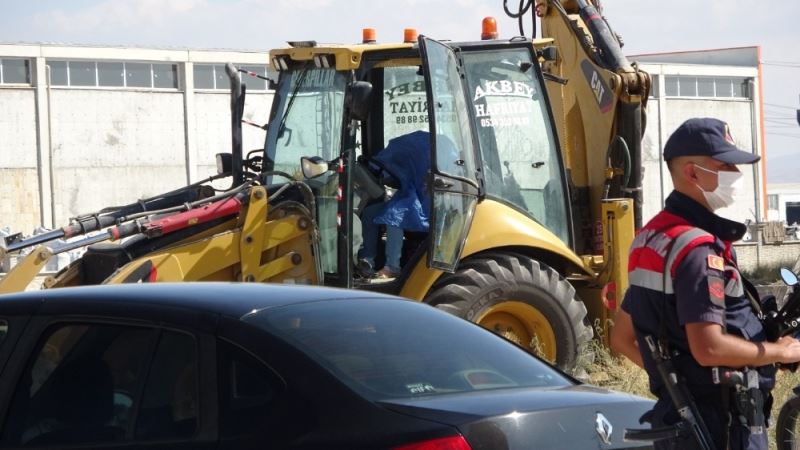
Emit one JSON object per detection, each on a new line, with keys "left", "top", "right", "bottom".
{"left": 277, "top": 65, "right": 311, "bottom": 142}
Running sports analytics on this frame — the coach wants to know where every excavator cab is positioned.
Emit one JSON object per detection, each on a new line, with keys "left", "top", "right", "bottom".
{"left": 265, "top": 37, "right": 573, "bottom": 295}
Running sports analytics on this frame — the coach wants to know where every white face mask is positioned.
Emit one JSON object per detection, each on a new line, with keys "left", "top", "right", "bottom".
{"left": 693, "top": 164, "right": 743, "bottom": 210}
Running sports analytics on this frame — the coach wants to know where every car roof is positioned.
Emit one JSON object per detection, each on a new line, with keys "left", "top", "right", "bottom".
{"left": 0, "top": 283, "right": 400, "bottom": 319}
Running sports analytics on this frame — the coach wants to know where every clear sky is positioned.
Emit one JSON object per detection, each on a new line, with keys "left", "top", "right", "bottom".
{"left": 1, "top": 0, "right": 797, "bottom": 181}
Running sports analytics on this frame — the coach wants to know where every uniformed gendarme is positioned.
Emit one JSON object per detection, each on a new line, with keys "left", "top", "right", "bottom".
{"left": 611, "top": 117, "right": 800, "bottom": 450}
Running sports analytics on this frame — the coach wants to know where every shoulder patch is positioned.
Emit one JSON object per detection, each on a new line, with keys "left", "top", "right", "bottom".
{"left": 707, "top": 255, "right": 724, "bottom": 271}
{"left": 708, "top": 275, "right": 725, "bottom": 306}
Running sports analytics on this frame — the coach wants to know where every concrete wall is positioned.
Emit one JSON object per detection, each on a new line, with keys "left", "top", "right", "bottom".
{"left": 194, "top": 92, "right": 271, "bottom": 180}
{"left": 0, "top": 89, "right": 40, "bottom": 232}
{"left": 49, "top": 90, "right": 187, "bottom": 223}
{"left": 663, "top": 98, "right": 759, "bottom": 224}
{"left": 639, "top": 96, "right": 759, "bottom": 225}
{"left": 735, "top": 241, "right": 800, "bottom": 272}
{"left": 638, "top": 61, "right": 763, "bottom": 228}
{"left": 1, "top": 86, "right": 274, "bottom": 231}
{"left": 640, "top": 100, "right": 664, "bottom": 222}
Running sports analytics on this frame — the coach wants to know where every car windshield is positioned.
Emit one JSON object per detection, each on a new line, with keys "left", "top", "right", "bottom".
{"left": 245, "top": 299, "right": 571, "bottom": 400}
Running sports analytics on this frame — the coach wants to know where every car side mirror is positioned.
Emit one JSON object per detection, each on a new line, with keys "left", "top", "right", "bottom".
{"left": 301, "top": 156, "right": 329, "bottom": 179}
{"left": 781, "top": 267, "right": 798, "bottom": 286}
{"left": 347, "top": 81, "right": 373, "bottom": 122}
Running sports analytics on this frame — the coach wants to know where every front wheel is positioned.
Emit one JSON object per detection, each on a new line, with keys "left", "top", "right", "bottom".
{"left": 776, "top": 391, "right": 800, "bottom": 450}
{"left": 424, "top": 253, "right": 592, "bottom": 372}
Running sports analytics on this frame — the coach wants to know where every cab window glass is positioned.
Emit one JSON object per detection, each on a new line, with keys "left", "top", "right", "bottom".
{"left": 424, "top": 40, "right": 477, "bottom": 181}
{"left": 1, "top": 324, "right": 156, "bottom": 447}
{"left": 264, "top": 67, "right": 347, "bottom": 274}
{"left": 265, "top": 66, "right": 347, "bottom": 177}
{"left": 462, "top": 49, "right": 570, "bottom": 243}
{"left": 0, "top": 320, "right": 7, "bottom": 345}
{"left": 218, "top": 340, "right": 282, "bottom": 438}
{"left": 383, "top": 66, "right": 429, "bottom": 146}
{"left": 135, "top": 330, "right": 199, "bottom": 440}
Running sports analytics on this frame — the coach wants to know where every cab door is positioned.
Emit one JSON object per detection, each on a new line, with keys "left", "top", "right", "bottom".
{"left": 419, "top": 36, "right": 481, "bottom": 273}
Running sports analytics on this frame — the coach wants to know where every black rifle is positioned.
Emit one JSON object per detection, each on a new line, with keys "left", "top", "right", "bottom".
{"left": 624, "top": 335, "right": 715, "bottom": 450}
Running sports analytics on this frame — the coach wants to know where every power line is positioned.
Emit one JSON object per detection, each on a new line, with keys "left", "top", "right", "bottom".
{"left": 763, "top": 61, "right": 800, "bottom": 68}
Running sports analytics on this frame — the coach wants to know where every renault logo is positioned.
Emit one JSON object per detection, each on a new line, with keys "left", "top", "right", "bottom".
{"left": 595, "top": 412, "right": 613, "bottom": 444}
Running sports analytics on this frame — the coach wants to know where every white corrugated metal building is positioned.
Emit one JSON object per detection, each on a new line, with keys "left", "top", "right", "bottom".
{"left": 635, "top": 47, "right": 766, "bottom": 227}
{"left": 0, "top": 43, "right": 274, "bottom": 235}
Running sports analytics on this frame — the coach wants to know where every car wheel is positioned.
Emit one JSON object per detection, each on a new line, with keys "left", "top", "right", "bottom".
{"left": 425, "top": 253, "right": 592, "bottom": 372}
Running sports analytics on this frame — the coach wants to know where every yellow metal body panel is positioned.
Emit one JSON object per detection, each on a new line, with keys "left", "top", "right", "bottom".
{"left": 45, "top": 219, "right": 240, "bottom": 288}
{"left": 399, "top": 199, "right": 590, "bottom": 300}
{"left": 105, "top": 213, "right": 317, "bottom": 284}
{"left": 271, "top": 43, "right": 414, "bottom": 71}
{"left": 0, "top": 246, "right": 52, "bottom": 293}
{"left": 97, "top": 191, "right": 317, "bottom": 286}
{"left": 239, "top": 187, "right": 269, "bottom": 281}
{"left": 540, "top": 9, "right": 620, "bottom": 221}
{"left": 600, "top": 199, "right": 633, "bottom": 342}
{"left": 577, "top": 199, "right": 633, "bottom": 345}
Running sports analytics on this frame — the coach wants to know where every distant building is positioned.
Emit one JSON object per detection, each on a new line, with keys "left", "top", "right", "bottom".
{"left": 768, "top": 184, "right": 800, "bottom": 226}
{"left": 0, "top": 42, "right": 274, "bottom": 234}
{"left": 632, "top": 46, "right": 766, "bottom": 227}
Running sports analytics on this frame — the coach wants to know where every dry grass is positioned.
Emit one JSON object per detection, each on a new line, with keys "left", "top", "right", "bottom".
{"left": 580, "top": 323, "right": 800, "bottom": 450}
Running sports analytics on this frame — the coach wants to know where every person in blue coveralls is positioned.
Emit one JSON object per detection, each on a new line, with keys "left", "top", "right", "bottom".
{"left": 357, "top": 130, "right": 431, "bottom": 281}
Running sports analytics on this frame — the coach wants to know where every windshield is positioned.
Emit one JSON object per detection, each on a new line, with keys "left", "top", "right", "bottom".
{"left": 462, "top": 49, "right": 570, "bottom": 244}
{"left": 264, "top": 66, "right": 347, "bottom": 177}
{"left": 264, "top": 66, "right": 347, "bottom": 273}
{"left": 246, "top": 299, "right": 571, "bottom": 400}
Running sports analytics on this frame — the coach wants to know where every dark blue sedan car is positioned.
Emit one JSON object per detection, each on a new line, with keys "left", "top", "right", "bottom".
{"left": 0, "top": 283, "right": 653, "bottom": 449}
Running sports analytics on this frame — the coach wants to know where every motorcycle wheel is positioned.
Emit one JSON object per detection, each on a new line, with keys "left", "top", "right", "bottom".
{"left": 776, "top": 392, "right": 800, "bottom": 450}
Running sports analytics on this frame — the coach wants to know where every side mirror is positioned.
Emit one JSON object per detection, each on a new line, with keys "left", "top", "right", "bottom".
{"left": 781, "top": 267, "right": 798, "bottom": 286}
{"left": 347, "top": 81, "right": 373, "bottom": 122}
{"left": 301, "top": 156, "right": 330, "bottom": 179}
{"left": 216, "top": 153, "right": 232, "bottom": 175}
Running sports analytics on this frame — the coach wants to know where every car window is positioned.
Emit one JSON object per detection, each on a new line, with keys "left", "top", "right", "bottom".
{"left": 248, "top": 299, "right": 571, "bottom": 400}
{"left": 135, "top": 330, "right": 198, "bottom": 440}
{"left": 0, "top": 323, "right": 171, "bottom": 447}
{"left": 218, "top": 340, "right": 282, "bottom": 438}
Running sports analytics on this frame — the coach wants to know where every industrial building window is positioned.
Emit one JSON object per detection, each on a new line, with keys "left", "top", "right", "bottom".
{"left": 46, "top": 60, "right": 179, "bottom": 89}
{"left": 98, "top": 62, "right": 125, "bottom": 86}
{"left": 664, "top": 75, "right": 751, "bottom": 99}
{"left": 193, "top": 64, "right": 269, "bottom": 91}
{"left": 769, "top": 194, "right": 779, "bottom": 211}
{"left": 0, "top": 58, "right": 31, "bottom": 84}
{"left": 649, "top": 75, "right": 659, "bottom": 98}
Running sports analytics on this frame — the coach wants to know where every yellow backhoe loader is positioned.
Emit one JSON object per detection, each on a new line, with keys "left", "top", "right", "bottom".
{"left": 0, "top": 0, "right": 649, "bottom": 372}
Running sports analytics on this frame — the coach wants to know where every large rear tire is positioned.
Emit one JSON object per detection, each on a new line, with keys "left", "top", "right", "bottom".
{"left": 424, "top": 253, "right": 592, "bottom": 372}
